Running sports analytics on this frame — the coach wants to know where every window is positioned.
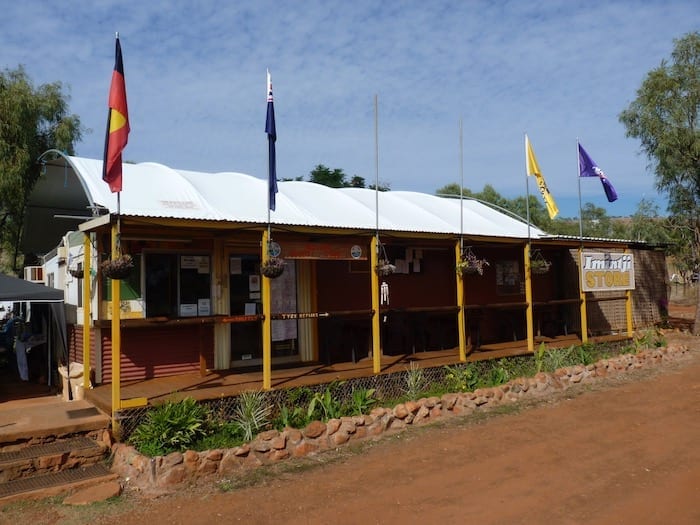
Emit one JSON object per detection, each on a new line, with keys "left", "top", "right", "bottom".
{"left": 144, "top": 253, "right": 211, "bottom": 318}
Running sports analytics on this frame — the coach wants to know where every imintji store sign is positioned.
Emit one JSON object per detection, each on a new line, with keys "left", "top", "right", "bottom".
{"left": 580, "top": 251, "right": 635, "bottom": 292}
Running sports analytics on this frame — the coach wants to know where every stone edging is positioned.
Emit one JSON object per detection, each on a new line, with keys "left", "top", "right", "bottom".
{"left": 111, "top": 344, "right": 690, "bottom": 493}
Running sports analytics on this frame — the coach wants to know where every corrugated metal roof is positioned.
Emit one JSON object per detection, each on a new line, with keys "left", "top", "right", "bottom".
{"left": 65, "top": 155, "right": 546, "bottom": 239}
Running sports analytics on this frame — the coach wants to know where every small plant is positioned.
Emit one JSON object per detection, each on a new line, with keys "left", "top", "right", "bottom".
{"left": 443, "top": 363, "right": 479, "bottom": 392}
{"left": 485, "top": 359, "right": 510, "bottom": 386}
{"left": 633, "top": 328, "right": 667, "bottom": 352}
{"left": 261, "top": 257, "right": 285, "bottom": 278}
{"left": 403, "top": 361, "right": 427, "bottom": 399}
{"left": 307, "top": 381, "right": 345, "bottom": 421}
{"left": 128, "top": 397, "right": 210, "bottom": 457}
{"left": 456, "top": 247, "right": 489, "bottom": 276}
{"left": 68, "top": 266, "right": 84, "bottom": 278}
{"left": 275, "top": 404, "right": 309, "bottom": 430}
{"left": 232, "top": 390, "right": 273, "bottom": 442}
{"left": 534, "top": 342, "right": 547, "bottom": 373}
{"left": 101, "top": 254, "right": 134, "bottom": 280}
{"left": 346, "top": 387, "right": 377, "bottom": 415}
{"left": 274, "top": 386, "right": 314, "bottom": 430}
{"left": 196, "top": 420, "right": 245, "bottom": 451}
{"left": 576, "top": 345, "right": 595, "bottom": 365}
{"left": 529, "top": 250, "right": 551, "bottom": 275}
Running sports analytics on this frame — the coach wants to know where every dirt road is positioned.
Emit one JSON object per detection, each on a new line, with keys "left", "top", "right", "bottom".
{"left": 4, "top": 332, "right": 700, "bottom": 525}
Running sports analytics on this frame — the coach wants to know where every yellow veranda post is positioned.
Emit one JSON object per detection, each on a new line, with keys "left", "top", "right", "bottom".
{"left": 82, "top": 234, "right": 91, "bottom": 391}
{"left": 370, "top": 236, "right": 381, "bottom": 374}
{"left": 455, "top": 241, "right": 466, "bottom": 361}
{"left": 578, "top": 247, "right": 589, "bottom": 343}
{"left": 524, "top": 243, "right": 534, "bottom": 352}
{"left": 261, "top": 230, "right": 272, "bottom": 389}
{"left": 110, "top": 222, "right": 121, "bottom": 429}
{"left": 625, "top": 249, "right": 634, "bottom": 337}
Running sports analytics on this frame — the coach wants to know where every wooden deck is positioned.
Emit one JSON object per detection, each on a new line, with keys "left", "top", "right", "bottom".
{"left": 84, "top": 333, "right": 630, "bottom": 414}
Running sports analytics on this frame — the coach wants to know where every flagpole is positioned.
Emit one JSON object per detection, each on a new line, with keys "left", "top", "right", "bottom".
{"left": 374, "top": 94, "right": 379, "bottom": 247}
{"left": 459, "top": 118, "right": 464, "bottom": 254}
{"left": 266, "top": 69, "right": 272, "bottom": 246}
{"left": 457, "top": 118, "right": 467, "bottom": 361}
{"left": 523, "top": 133, "right": 534, "bottom": 353}
{"left": 371, "top": 94, "right": 381, "bottom": 374}
{"left": 576, "top": 138, "right": 589, "bottom": 343}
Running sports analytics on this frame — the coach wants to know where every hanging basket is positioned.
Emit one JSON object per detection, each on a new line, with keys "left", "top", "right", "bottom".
{"left": 376, "top": 260, "right": 396, "bottom": 276}
{"left": 68, "top": 267, "right": 84, "bottom": 279}
{"left": 101, "top": 254, "right": 134, "bottom": 280}
{"left": 457, "top": 247, "right": 489, "bottom": 276}
{"left": 375, "top": 242, "right": 396, "bottom": 276}
{"left": 261, "top": 257, "right": 285, "bottom": 278}
{"left": 530, "top": 250, "right": 551, "bottom": 275}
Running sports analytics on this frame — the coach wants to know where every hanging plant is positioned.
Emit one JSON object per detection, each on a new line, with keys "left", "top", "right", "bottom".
{"left": 68, "top": 267, "right": 84, "bottom": 279}
{"left": 261, "top": 257, "right": 285, "bottom": 278}
{"left": 101, "top": 254, "right": 134, "bottom": 280}
{"left": 457, "top": 247, "right": 489, "bottom": 276}
{"left": 375, "top": 241, "right": 396, "bottom": 276}
{"left": 376, "top": 259, "right": 396, "bottom": 276}
{"left": 530, "top": 250, "right": 551, "bottom": 275}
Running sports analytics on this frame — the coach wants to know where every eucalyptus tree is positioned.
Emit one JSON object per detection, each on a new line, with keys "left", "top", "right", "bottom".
{"left": 619, "top": 31, "right": 700, "bottom": 331}
{"left": 0, "top": 66, "right": 82, "bottom": 271}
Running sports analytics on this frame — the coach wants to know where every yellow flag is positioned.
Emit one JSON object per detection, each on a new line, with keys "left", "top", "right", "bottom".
{"left": 525, "top": 135, "right": 559, "bottom": 219}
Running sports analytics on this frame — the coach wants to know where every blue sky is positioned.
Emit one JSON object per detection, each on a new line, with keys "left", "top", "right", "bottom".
{"left": 3, "top": 1, "right": 698, "bottom": 218}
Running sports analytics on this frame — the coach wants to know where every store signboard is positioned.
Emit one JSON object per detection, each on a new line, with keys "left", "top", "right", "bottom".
{"left": 580, "top": 251, "right": 635, "bottom": 292}
{"left": 281, "top": 241, "right": 366, "bottom": 260}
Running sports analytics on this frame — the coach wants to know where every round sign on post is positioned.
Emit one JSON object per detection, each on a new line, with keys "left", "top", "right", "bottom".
{"left": 268, "top": 241, "right": 281, "bottom": 258}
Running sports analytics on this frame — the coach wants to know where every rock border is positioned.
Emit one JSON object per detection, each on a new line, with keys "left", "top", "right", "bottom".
{"left": 111, "top": 343, "right": 690, "bottom": 493}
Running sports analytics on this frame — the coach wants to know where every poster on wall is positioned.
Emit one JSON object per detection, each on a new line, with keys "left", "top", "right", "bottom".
{"left": 580, "top": 251, "right": 635, "bottom": 292}
{"left": 198, "top": 298, "right": 211, "bottom": 316}
{"left": 271, "top": 261, "right": 298, "bottom": 342}
{"left": 496, "top": 260, "right": 520, "bottom": 295}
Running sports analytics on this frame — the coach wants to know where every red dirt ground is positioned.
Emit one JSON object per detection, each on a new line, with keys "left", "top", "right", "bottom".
{"left": 5, "top": 304, "right": 700, "bottom": 525}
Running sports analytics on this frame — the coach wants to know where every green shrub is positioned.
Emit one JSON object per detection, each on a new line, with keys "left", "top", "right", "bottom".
{"left": 346, "top": 387, "right": 377, "bottom": 415}
{"left": 486, "top": 360, "right": 509, "bottom": 386}
{"left": 274, "top": 404, "right": 310, "bottom": 430}
{"left": 403, "top": 362, "right": 427, "bottom": 399}
{"left": 128, "top": 397, "right": 210, "bottom": 457}
{"left": 232, "top": 390, "right": 272, "bottom": 442}
{"left": 273, "top": 386, "right": 316, "bottom": 430}
{"left": 196, "top": 420, "right": 245, "bottom": 451}
{"left": 308, "top": 381, "right": 344, "bottom": 421}
{"left": 443, "top": 363, "right": 479, "bottom": 392}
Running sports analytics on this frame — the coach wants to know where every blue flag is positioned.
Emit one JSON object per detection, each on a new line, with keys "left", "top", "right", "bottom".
{"left": 266, "top": 70, "right": 278, "bottom": 211}
{"left": 578, "top": 143, "right": 618, "bottom": 202}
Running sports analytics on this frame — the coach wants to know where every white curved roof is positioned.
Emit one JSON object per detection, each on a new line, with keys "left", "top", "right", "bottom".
{"left": 48, "top": 155, "right": 547, "bottom": 240}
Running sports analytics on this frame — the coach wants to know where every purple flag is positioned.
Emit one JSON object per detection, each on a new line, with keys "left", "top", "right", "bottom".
{"left": 266, "top": 70, "right": 278, "bottom": 211}
{"left": 578, "top": 143, "right": 618, "bottom": 202}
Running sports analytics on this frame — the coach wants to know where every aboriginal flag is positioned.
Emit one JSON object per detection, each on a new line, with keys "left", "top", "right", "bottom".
{"left": 102, "top": 36, "right": 129, "bottom": 193}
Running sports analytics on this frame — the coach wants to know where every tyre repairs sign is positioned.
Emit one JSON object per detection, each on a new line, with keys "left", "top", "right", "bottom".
{"left": 580, "top": 251, "right": 635, "bottom": 292}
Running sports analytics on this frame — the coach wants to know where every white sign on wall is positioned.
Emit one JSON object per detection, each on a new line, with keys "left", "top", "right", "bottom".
{"left": 580, "top": 251, "right": 635, "bottom": 292}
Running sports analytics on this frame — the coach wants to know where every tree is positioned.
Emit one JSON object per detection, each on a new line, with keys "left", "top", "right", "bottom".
{"left": 0, "top": 66, "right": 82, "bottom": 272}
{"left": 435, "top": 183, "right": 553, "bottom": 230}
{"left": 308, "top": 164, "right": 390, "bottom": 191}
{"left": 309, "top": 164, "right": 348, "bottom": 188}
{"left": 629, "top": 198, "right": 673, "bottom": 245}
{"left": 619, "top": 31, "right": 700, "bottom": 331}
